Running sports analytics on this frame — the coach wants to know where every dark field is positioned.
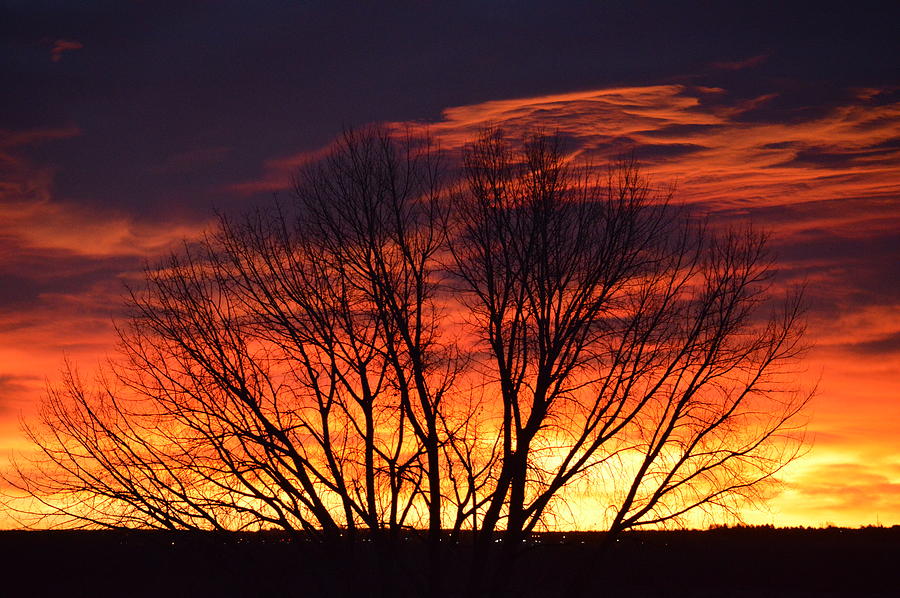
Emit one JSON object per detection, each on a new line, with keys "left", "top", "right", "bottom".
{"left": 0, "top": 527, "right": 896, "bottom": 597}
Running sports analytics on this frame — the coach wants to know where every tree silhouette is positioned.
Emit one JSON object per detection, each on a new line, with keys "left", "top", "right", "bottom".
{"left": 451, "top": 130, "right": 809, "bottom": 593}
{"left": 5, "top": 127, "right": 809, "bottom": 596}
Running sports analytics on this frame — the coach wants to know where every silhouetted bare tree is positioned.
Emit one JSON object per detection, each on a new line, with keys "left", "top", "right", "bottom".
{"left": 449, "top": 130, "right": 808, "bottom": 593}
{"left": 5, "top": 127, "right": 809, "bottom": 597}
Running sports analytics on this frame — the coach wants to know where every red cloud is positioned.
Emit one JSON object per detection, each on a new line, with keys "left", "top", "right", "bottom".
{"left": 50, "top": 39, "right": 84, "bottom": 63}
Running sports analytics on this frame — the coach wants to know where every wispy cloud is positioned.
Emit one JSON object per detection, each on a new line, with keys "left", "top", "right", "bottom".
{"left": 710, "top": 54, "right": 769, "bottom": 72}
{"left": 0, "top": 128, "right": 208, "bottom": 258}
{"left": 49, "top": 39, "right": 83, "bottom": 63}
{"left": 786, "top": 462, "right": 900, "bottom": 523}
{"left": 227, "top": 144, "right": 336, "bottom": 195}
{"left": 0, "top": 128, "right": 210, "bottom": 435}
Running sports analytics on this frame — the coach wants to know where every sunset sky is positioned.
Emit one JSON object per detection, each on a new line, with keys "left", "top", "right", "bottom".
{"left": 1, "top": 1, "right": 898, "bottom": 529}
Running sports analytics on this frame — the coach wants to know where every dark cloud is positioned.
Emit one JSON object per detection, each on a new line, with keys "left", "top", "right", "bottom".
{"left": 0, "top": 374, "right": 37, "bottom": 395}
{"left": 636, "top": 123, "right": 726, "bottom": 139}
{"left": 710, "top": 54, "right": 769, "bottom": 72}
{"left": 871, "top": 137, "right": 900, "bottom": 151}
{"left": 633, "top": 142, "right": 707, "bottom": 161}
{"left": 0, "top": 373, "right": 40, "bottom": 413}
{"left": 775, "top": 226, "right": 899, "bottom": 267}
{"left": 773, "top": 229, "right": 900, "bottom": 317}
{"left": 773, "top": 147, "right": 900, "bottom": 170}
{"left": 843, "top": 331, "right": 900, "bottom": 356}
{"left": 0, "top": 253, "right": 136, "bottom": 313}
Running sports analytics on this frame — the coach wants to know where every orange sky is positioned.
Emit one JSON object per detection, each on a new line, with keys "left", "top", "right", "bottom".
{"left": 2, "top": 82, "right": 898, "bottom": 529}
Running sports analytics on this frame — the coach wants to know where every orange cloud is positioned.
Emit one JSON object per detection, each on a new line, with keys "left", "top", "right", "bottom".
{"left": 752, "top": 461, "right": 900, "bottom": 528}
{"left": 0, "top": 198, "right": 205, "bottom": 258}
{"left": 227, "top": 144, "right": 337, "bottom": 195}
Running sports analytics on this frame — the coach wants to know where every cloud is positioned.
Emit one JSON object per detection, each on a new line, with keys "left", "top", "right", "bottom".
{"left": 0, "top": 373, "right": 38, "bottom": 395}
{"left": 234, "top": 84, "right": 899, "bottom": 226}
{"left": 49, "top": 39, "right": 83, "bottom": 63}
{"left": 0, "top": 128, "right": 211, "bottom": 428}
{"left": 0, "top": 196, "right": 204, "bottom": 258}
{"left": 710, "top": 54, "right": 769, "bottom": 72}
{"left": 0, "top": 127, "right": 81, "bottom": 152}
{"left": 844, "top": 331, "right": 900, "bottom": 355}
{"left": 232, "top": 85, "right": 900, "bottom": 341}
{"left": 227, "top": 144, "right": 338, "bottom": 195}
{"left": 0, "top": 128, "right": 208, "bottom": 258}
{"left": 0, "top": 373, "right": 42, "bottom": 414}
{"left": 789, "top": 462, "right": 900, "bottom": 514}
{"left": 748, "top": 453, "right": 900, "bottom": 527}
{"left": 0, "top": 244, "right": 137, "bottom": 312}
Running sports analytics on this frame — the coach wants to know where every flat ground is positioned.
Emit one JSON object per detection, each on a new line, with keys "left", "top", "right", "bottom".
{"left": 0, "top": 527, "right": 896, "bottom": 597}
